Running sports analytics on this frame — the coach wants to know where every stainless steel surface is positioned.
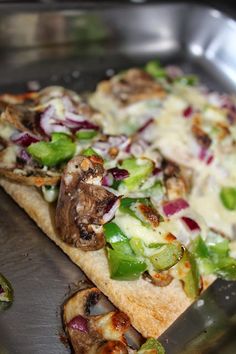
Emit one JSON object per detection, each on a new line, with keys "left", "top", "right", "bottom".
{"left": 0, "top": 3, "right": 236, "bottom": 354}
{"left": 0, "top": 188, "right": 82, "bottom": 353}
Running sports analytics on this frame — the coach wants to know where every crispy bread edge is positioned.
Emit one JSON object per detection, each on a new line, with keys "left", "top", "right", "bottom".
{"left": 0, "top": 178, "right": 214, "bottom": 338}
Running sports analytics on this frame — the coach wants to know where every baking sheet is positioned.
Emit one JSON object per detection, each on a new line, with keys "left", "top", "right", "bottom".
{"left": 0, "top": 2, "right": 236, "bottom": 353}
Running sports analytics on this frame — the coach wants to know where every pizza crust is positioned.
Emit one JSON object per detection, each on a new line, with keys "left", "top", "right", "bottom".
{"left": 0, "top": 178, "right": 214, "bottom": 338}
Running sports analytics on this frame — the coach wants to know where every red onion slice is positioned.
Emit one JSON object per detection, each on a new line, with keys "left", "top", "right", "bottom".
{"left": 107, "top": 168, "right": 129, "bottom": 181}
{"left": 181, "top": 216, "right": 200, "bottom": 231}
{"left": 153, "top": 167, "right": 161, "bottom": 175}
{"left": 206, "top": 155, "right": 214, "bottom": 165}
{"left": 137, "top": 118, "right": 154, "bottom": 133}
{"left": 64, "top": 117, "right": 100, "bottom": 132}
{"left": 198, "top": 147, "right": 214, "bottom": 165}
{"left": 40, "top": 105, "right": 55, "bottom": 135}
{"left": 102, "top": 197, "right": 120, "bottom": 224}
{"left": 18, "top": 149, "right": 31, "bottom": 163}
{"left": 102, "top": 173, "right": 114, "bottom": 187}
{"left": 198, "top": 147, "right": 207, "bottom": 161}
{"left": 65, "top": 111, "right": 87, "bottom": 122}
{"left": 166, "top": 65, "right": 183, "bottom": 79}
{"left": 11, "top": 132, "right": 40, "bottom": 147}
{"left": 40, "top": 105, "right": 70, "bottom": 135}
{"left": 163, "top": 198, "right": 189, "bottom": 217}
{"left": 183, "top": 106, "right": 193, "bottom": 118}
{"left": 68, "top": 315, "right": 88, "bottom": 333}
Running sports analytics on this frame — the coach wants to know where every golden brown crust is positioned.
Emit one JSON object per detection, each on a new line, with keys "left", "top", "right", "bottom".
{"left": 0, "top": 178, "right": 215, "bottom": 338}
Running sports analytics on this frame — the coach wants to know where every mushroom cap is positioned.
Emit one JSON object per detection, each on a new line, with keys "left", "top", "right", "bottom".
{"left": 63, "top": 288, "right": 131, "bottom": 354}
{"left": 56, "top": 155, "right": 119, "bottom": 251}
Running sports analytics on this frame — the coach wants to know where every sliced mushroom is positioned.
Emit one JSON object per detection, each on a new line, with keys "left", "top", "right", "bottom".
{"left": 162, "top": 159, "right": 189, "bottom": 199}
{"left": 191, "top": 115, "right": 212, "bottom": 148}
{"left": 55, "top": 155, "right": 119, "bottom": 251}
{"left": 98, "top": 68, "right": 166, "bottom": 106}
{"left": 0, "top": 144, "right": 61, "bottom": 187}
{"left": 63, "top": 288, "right": 133, "bottom": 354}
{"left": 2, "top": 104, "right": 42, "bottom": 137}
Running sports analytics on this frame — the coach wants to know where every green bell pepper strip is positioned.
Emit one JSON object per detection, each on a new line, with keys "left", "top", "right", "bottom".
{"left": 76, "top": 129, "right": 98, "bottom": 140}
{"left": 104, "top": 222, "right": 128, "bottom": 244}
{"left": 0, "top": 273, "right": 13, "bottom": 305}
{"left": 174, "top": 75, "right": 198, "bottom": 86}
{"left": 177, "top": 250, "right": 202, "bottom": 299}
{"left": 220, "top": 186, "right": 236, "bottom": 210}
{"left": 27, "top": 132, "right": 76, "bottom": 167}
{"left": 191, "top": 234, "right": 236, "bottom": 280}
{"left": 130, "top": 237, "right": 145, "bottom": 257}
{"left": 149, "top": 242, "right": 184, "bottom": 271}
{"left": 107, "top": 248, "right": 147, "bottom": 280}
{"left": 119, "top": 197, "right": 162, "bottom": 228}
{"left": 104, "top": 222, "right": 147, "bottom": 280}
{"left": 119, "top": 197, "right": 151, "bottom": 218}
{"left": 81, "top": 147, "right": 99, "bottom": 157}
{"left": 104, "top": 222, "right": 133, "bottom": 256}
{"left": 144, "top": 60, "right": 167, "bottom": 79}
{"left": 119, "top": 158, "right": 154, "bottom": 191}
{"left": 138, "top": 338, "right": 165, "bottom": 354}
{"left": 190, "top": 235, "right": 215, "bottom": 275}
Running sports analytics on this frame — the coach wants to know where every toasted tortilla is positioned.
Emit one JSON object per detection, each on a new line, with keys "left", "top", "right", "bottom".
{"left": 0, "top": 177, "right": 214, "bottom": 338}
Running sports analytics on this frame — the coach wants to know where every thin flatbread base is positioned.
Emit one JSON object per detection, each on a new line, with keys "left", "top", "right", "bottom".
{"left": 0, "top": 178, "right": 214, "bottom": 338}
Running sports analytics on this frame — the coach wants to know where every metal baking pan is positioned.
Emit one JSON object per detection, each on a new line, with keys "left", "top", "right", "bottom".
{"left": 0, "top": 2, "right": 236, "bottom": 353}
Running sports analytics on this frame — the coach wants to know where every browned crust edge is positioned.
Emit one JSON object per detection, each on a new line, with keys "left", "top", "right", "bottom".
{"left": 0, "top": 178, "right": 215, "bottom": 338}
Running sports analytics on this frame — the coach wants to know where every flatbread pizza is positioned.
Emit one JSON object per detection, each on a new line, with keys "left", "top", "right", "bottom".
{"left": 0, "top": 62, "right": 236, "bottom": 347}
{"left": 90, "top": 63, "right": 236, "bottom": 240}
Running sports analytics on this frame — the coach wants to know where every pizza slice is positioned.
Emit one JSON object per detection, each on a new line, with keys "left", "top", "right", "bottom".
{"left": 0, "top": 81, "right": 235, "bottom": 340}
{"left": 90, "top": 62, "right": 236, "bottom": 241}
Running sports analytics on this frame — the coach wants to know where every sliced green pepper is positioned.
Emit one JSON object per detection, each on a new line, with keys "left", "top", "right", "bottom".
{"left": 215, "top": 258, "right": 236, "bottom": 281}
{"left": 104, "top": 222, "right": 147, "bottom": 280}
{"left": 220, "top": 186, "right": 236, "bottom": 210}
{"left": 104, "top": 222, "right": 133, "bottom": 255}
{"left": 104, "top": 222, "right": 128, "bottom": 244}
{"left": 119, "top": 197, "right": 150, "bottom": 219}
{"left": 144, "top": 60, "right": 166, "bottom": 79}
{"left": 138, "top": 338, "right": 165, "bottom": 354}
{"left": 76, "top": 129, "right": 98, "bottom": 140}
{"left": 107, "top": 248, "right": 147, "bottom": 280}
{"left": 81, "top": 147, "right": 99, "bottom": 157}
{"left": 27, "top": 132, "right": 75, "bottom": 167}
{"left": 177, "top": 250, "right": 202, "bottom": 299}
{"left": 119, "top": 158, "right": 154, "bottom": 191}
{"left": 0, "top": 273, "right": 13, "bottom": 310}
{"left": 149, "top": 242, "right": 183, "bottom": 271}
{"left": 174, "top": 75, "right": 198, "bottom": 86}
{"left": 119, "top": 197, "right": 162, "bottom": 228}
{"left": 190, "top": 235, "right": 215, "bottom": 275}
{"left": 130, "top": 237, "right": 145, "bottom": 256}
{"left": 191, "top": 234, "right": 236, "bottom": 280}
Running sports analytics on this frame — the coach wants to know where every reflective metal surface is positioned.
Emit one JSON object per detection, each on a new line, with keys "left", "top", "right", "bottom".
{"left": 0, "top": 3, "right": 236, "bottom": 354}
